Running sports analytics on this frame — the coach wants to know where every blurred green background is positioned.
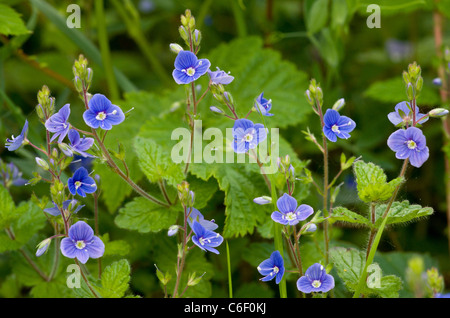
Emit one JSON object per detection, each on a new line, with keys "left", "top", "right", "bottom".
{"left": 1, "top": 0, "right": 450, "bottom": 298}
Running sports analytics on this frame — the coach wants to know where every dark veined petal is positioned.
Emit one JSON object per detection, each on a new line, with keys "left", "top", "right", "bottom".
{"left": 409, "top": 146, "right": 429, "bottom": 168}
{"left": 387, "top": 129, "right": 407, "bottom": 152}
{"left": 193, "top": 58, "right": 211, "bottom": 80}
{"left": 87, "top": 236, "right": 105, "bottom": 259}
{"left": 271, "top": 211, "right": 288, "bottom": 225}
{"left": 83, "top": 109, "right": 101, "bottom": 129}
{"left": 172, "top": 69, "right": 194, "bottom": 84}
{"left": 323, "top": 109, "right": 340, "bottom": 128}
{"left": 75, "top": 249, "right": 90, "bottom": 264}
{"left": 105, "top": 104, "right": 125, "bottom": 125}
{"left": 296, "top": 204, "right": 314, "bottom": 221}
{"left": 276, "top": 193, "right": 298, "bottom": 214}
{"left": 323, "top": 126, "right": 338, "bottom": 142}
{"left": 174, "top": 50, "right": 198, "bottom": 70}
{"left": 88, "top": 94, "right": 111, "bottom": 113}
{"left": 69, "top": 221, "right": 94, "bottom": 242}
{"left": 60, "top": 237, "right": 78, "bottom": 259}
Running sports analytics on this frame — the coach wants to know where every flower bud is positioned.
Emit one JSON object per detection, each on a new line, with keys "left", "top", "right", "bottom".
{"left": 210, "top": 106, "right": 225, "bottom": 115}
{"left": 169, "top": 43, "right": 183, "bottom": 54}
{"left": 332, "top": 98, "right": 345, "bottom": 112}
{"left": 187, "top": 272, "right": 205, "bottom": 287}
{"left": 432, "top": 78, "right": 442, "bottom": 86}
{"left": 58, "top": 143, "right": 73, "bottom": 157}
{"left": 253, "top": 196, "right": 272, "bottom": 205}
{"left": 406, "top": 83, "right": 415, "bottom": 100}
{"left": 36, "top": 238, "right": 51, "bottom": 257}
{"left": 193, "top": 29, "right": 201, "bottom": 46}
{"left": 168, "top": 225, "right": 180, "bottom": 236}
{"left": 429, "top": 108, "right": 449, "bottom": 118}
{"left": 426, "top": 267, "right": 444, "bottom": 296}
{"left": 35, "top": 157, "right": 49, "bottom": 171}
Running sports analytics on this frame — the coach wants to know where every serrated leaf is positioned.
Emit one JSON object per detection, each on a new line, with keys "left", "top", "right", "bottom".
{"left": 99, "top": 259, "right": 131, "bottom": 298}
{"left": 0, "top": 4, "right": 30, "bottom": 36}
{"left": 115, "top": 197, "right": 180, "bottom": 233}
{"left": 353, "top": 161, "right": 404, "bottom": 202}
{"left": 375, "top": 200, "right": 433, "bottom": 226}
{"left": 330, "top": 247, "right": 402, "bottom": 298}
{"left": 331, "top": 206, "right": 372, "bottom": 227}
{"left": 134, "top": 136, "right": 185, "bottom": 188}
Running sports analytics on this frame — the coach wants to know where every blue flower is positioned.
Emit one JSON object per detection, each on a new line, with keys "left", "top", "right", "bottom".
{"left": 67, "top": 167, "right": 97, "bottom": 197}
{"left": 271, "top": 193, "right": 314, "bottom": 226}
{"left": 172, "top": 50, "right": 211, "bottom": 84}
{"left": 207, "top": 67, "right": 234, "bottom": 85}
{"left": 323, "top": 109, "right": 356, "bottom": 142}
{"left": 45, "top": 104, "right": 71, "bottom": 143}
{"left": 232, "top": 118, "right": 267, "bottom": 153}
{"left": 63, "top": 129, "right": 95, "bottom": 158}
{"left": 191, "top": 221, "right": 223, "bottom": 254}
{"left": 254, "top": 92, "right": 273, "bottom": 117}
{"left": 83, "top": 94, "right": 125, "bottom": 130}
{"left": 297, "top": 263, "right": 335, "bottom": 293}
{"left": 0, "top": 161, "right": 27, "bottom": 186}
{"left": 5, "top": 120, "right": 28, "bottom": 151}
{"left": 44, "top": 199, "right": 84, "bottom": 217}
{"left": 387, "top": 126, "right": 429, "bottom": 168}
{"left": 257, "top": 250, "right": 285, "bottom": 284}
{"left": 387, "top": 101, "right": 428, "bottom": 127}
{"left": 187, "top": 208, "right": 218, "bottom": 231}
{"left": 60, "top": 221, "right": 105, "bottom": 264}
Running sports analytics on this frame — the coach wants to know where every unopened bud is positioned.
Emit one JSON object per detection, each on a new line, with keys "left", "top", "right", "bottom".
{"left": 36, "top": 238, "right": 51, "bottom": 257}
{"left": 253, "top": 196, "right": 272, "bottom": 205}
{"left": 429, "top": 108, "right": 449, "bottom": 118}
{"left": 332, "top": 98, "right": 345, "bottom": 112}
{"left": 169, "top": 43, "right": 183, "bottom": 54}
{"left": 35, "top": 157, "right": 49, "bottom": 171}
{"left": 210, "top": 106, "right": 224, "bottom": 115}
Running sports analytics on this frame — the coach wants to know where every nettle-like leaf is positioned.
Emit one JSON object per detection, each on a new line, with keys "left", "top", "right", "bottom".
{"left": 374, "top": 200, "right": 433, "bottom": 227}
{"left": 330, "top": 206, "right": 372, "bottom": 228}
{"left": 353, "top": 160, "right": 404, "bottom": 203}
{"left": 330, "top": 247, "right": 402, "bottom": 298}
{"left": 134, "top": 136, "right": 185, "bottom": 188}
{"left": 115, "top": 197, "right": 180, "bottom": 233}
{"left": 0, "top": 4, "right": 30, "bottom": 36}
{"left": 99, "top": 259, "right": 131, "bottom": 298}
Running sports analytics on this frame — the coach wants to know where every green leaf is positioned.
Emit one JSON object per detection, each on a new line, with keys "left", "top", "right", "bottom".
{"left": 99, "top": 259, "right": 131, "bottom": 298}
{"left": 375, "top": 200, "right": 433, "bottom": 226}
{"left": 304, "top": 0, "right": 329, "bottom": 34}
{"left": 201, "top": 36, "right": 312, "bottom": 130}
{"left": 364, "top": 77, "right": 440, "bottom": 106}
{"left": 0, "top": 184, "right": 16, "bottom": 230}
{"left": 353, "top": 160, "right": 404, "bottom": 203}
{"left": 331, "top": 206, "right": 372, "bottom": 227}
{"left": 115, "top": 197, "right": 180, "bottom": 233}
{"left": 330, "top": 247, "right": 402, "bottom": 297}
{"left": 0, "top": 4, "right": 30, "bottom": 36}
{"left": 134, "top": 136, "right": 185, "bottom": 188}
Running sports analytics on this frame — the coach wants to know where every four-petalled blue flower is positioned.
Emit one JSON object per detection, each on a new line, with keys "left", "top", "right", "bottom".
{"left": 257, "top": 250, "right": 285, "bottom": 284}
{"left": 323, "top": 109, "right": 356, "bottom": 142}
{"left": 45, "top": 104, "right": 71, "bottom": 144}
{"left": 254, "top": 92, "right": 273, "bottom": 117}
{"left": 60, "top": 221, "right": 105, "bottom": 264}
{"left": 83, "top": 94, "right": 125, "bottom": 130}
{"left": 387, "top": 126, "right": 429, "bottom": 168}
{"left": 64, "top": 129, "right": 95, "bottom": 158}
{"left": 387, "top": 101, "right": 428, "bottom": 127}
{"left": 297, "top": 263, "right": 335, "bottom": 293}
{"left": 5, "top": 120, "right": 29, "bottom": 151}
{"left": 207, "top": 67, "right": 234, "bottom": 85}
{"left": 191, "top": 221, "right": 223, "bottom": 254}
{"left": 232, "top": 118, "right": 267, "bottom": 153}
{"left": 172, "top": 50, "right": 211, "bottom": 85}
{"left": 67, "top": 166, "right": 97, "bottom": 197}
{"left": 271, "top": 193, "right": 314, "bottom": 226}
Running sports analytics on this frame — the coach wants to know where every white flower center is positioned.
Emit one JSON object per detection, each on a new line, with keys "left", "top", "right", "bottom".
{"left": 312, "top": 280, "right": 322, "bottom": 288}
{"left": 407, "top": 140, "right": 417, "bottom": 149}
{"left": 243, "top": 133, "right": 254, "bottom": 142}
{"left": 75, "top": 240, "right": 86, "bottom": 250}
{"left": 185, "top": 67, "right": 196, "bottom": 76}
{"left": 273, "top": 266, "right": 279, "bottom": 274}
{"left": 96, "top": 111, "right": 107, "bottom": 121}
{"left": 285, "top": 212, "right": 296, "bottom": 221}
{"left": 75, "top": 181, "right": 82, "bottom": 189}
{"left": 331, "top": 124, "right": 340, "bottom": 133}
{"left": 199, "top": 237, "right": 210, "bottom": 245}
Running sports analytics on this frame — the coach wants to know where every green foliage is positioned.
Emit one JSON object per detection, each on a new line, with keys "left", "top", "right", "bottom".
{"left": 374, "top": 200, "right": 434, "bottom": 226}
{"left": 98, "top": 259, "right": 131, "bottom": 298}
{"left": 353, "top": 160, "right": 404, "bottom": 203}
{"left": 0, "top": 4, "right": 29, "bottom": 36}
{"left": 330, "top": 247, "right": 403, "bottom": 298}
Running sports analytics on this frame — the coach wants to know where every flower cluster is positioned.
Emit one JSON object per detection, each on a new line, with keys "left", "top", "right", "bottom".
{"left": 4, "top": 56, "right": 129, "bottom": 265}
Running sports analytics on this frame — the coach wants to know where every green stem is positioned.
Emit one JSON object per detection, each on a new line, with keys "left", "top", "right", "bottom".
{"left": 353, "top": 159, "right": 409, "bottom": 298}
{"left": 226, "top": 240, "right": 233, "bottom": 298}
{"left": 94, "top": 0, "right": 120, "bottom": 100}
